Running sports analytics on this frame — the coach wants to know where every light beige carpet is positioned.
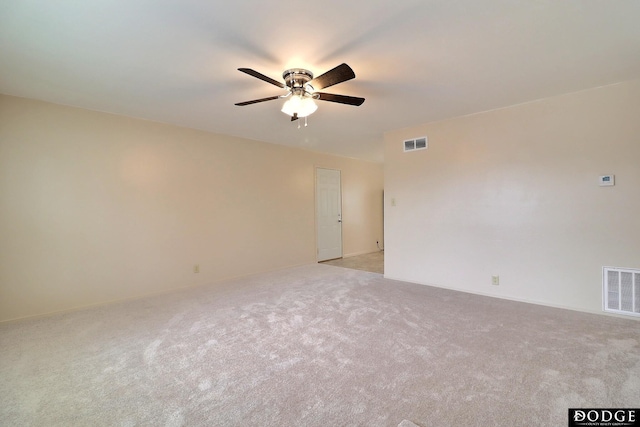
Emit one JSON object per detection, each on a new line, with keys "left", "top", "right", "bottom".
{"left": 1, "top": 264, "right": 639, "bottom": 426}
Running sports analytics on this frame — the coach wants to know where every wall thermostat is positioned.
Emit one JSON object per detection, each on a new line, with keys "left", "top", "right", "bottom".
{"left": 599, "top": 175, "right": 615, "bottom": 186}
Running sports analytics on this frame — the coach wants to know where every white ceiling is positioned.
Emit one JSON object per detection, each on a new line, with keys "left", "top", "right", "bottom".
{"left": 2, "top": 1, "right": 640, "bottom": 163}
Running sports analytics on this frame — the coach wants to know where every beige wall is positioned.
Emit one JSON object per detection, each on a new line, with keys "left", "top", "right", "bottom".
{"left": 0, "top": 95, "right": 383, "bottom": 321}
{"left": 384, "top": 79, "right": 640, "bottom": 314}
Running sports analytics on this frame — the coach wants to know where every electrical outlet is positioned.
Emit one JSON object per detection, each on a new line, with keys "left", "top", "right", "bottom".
{"left": 194, "top": 264, "right": 200, "bottom": 273}
{"left": 492, "top": 275, "right": 499, "bottom": 286}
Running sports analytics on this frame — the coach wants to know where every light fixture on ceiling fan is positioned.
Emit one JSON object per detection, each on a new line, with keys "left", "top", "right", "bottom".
{"left": 234, "top": 63, "right": 364, "bottom": 124}
{"left": 281, "top": 95, "right": 317, "bottom": 118}
{"left": 279, "top": 68, "right": 318, "bottom": 120}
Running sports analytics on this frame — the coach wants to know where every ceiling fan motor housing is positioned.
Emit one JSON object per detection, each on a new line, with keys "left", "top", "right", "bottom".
{"left": 282, "top": 69, "right": 314, "bottom": 95}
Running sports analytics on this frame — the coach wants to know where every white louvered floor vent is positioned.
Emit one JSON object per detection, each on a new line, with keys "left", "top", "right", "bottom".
{"left": 603, "top": 266, "right": 640, "bottom": 317}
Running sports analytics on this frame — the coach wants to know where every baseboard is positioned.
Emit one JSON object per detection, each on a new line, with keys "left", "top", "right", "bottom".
{"left": 0, "top": 261, "right": 315, "bottom": 324}
{"left": 382, "top": 274, "right": 639, "bottom": 321}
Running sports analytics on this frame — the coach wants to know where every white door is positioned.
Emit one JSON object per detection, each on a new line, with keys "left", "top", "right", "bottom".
{"left": 316, "top": 168, "right": 342, "bottom": 261}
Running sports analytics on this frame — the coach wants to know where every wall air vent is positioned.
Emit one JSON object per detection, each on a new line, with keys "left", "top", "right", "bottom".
{"left": 603, "top": 266, "right": 640, "bottom": 317}
{"left": 403, "top": 136, "right": 428, "bottom": 152}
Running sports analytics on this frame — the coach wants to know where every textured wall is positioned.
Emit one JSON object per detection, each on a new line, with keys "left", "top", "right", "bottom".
{"left": 384, "top": 80, "right": 640, "bottom": 314}
{"left": 0, "top": 95, "right": 383, "bottom": 321}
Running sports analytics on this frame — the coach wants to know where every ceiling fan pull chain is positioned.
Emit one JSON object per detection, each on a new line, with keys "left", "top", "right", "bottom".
{"left": 304, "top": 116, "right": 308, "bottom": 127}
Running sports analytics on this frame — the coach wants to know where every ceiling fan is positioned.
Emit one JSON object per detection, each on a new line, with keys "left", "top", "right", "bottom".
{"left": 234, "top": 63, "right": 365, "bottom": 122}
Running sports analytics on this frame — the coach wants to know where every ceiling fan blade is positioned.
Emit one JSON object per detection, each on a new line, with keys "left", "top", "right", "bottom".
{"left": 315, "top": 92, "right": 365, "bottom": 106}
{"left": 291, "top": 113, "right": 299, "bottom": 121}
{"left": 308, "top": 63, "right": 355, "bottom": 90}
{"left": 235, "top": 95, "right": 281, "bottom": 106}
{"left": 238, "top": 68, "right": 285, "bottom": 88}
